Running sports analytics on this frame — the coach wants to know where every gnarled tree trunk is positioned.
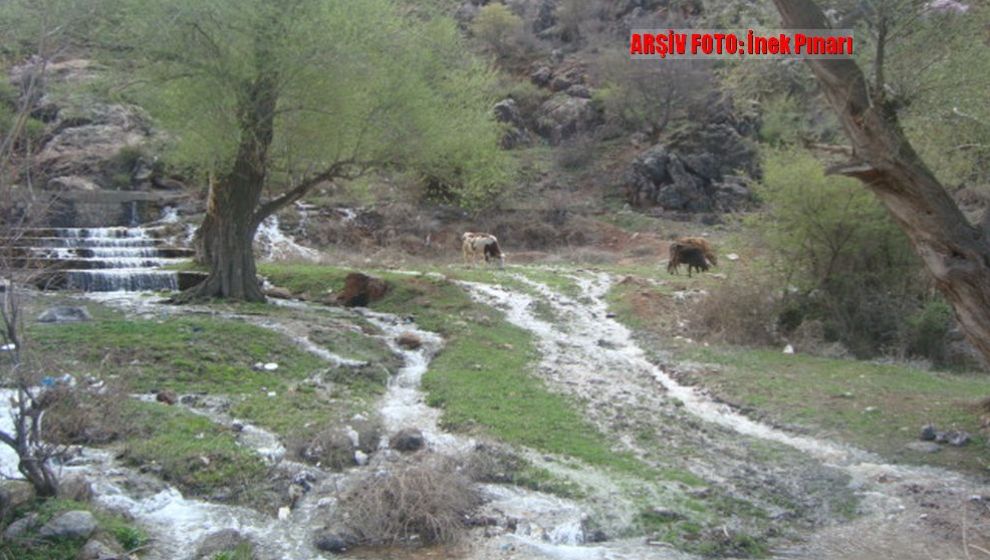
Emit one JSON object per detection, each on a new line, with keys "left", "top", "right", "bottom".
{"left": 180, "top": 64, "right": 278, "bottom": 302}
{"left": 772, "top": 0, "right": 990, "bottom": 366}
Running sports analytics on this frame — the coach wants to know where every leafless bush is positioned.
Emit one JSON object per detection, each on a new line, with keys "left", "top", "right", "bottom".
{"left": 293, "top": 427, "right": 356, "bottom": 471}
{"left": 340, "top": 454, "right": 481, "bottom": 546}
{"left": 463, "top": 442, "right": 525, "bottom": 484}
{"left": 43, "top": 381, "right": 133, "bottom": 445}
{"left": 691, "top": 273, "right": 782, "bottom": 347}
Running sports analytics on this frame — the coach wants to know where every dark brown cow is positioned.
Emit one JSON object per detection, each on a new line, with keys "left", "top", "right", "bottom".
{"left": 667, "top": 243, "right": 710, "bottom": 277}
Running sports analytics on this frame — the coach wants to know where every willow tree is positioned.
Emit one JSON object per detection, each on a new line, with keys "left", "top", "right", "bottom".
{"left": 107, "top": 0, "right": 510, "bottom": 301}
{"left": 770, "top": 0, "right": 990, "bottom": 364}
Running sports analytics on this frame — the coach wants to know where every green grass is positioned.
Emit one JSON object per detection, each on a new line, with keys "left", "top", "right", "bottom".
{"left": 26, "top": 297, "right": 398, "bottom": 500}
{"left": 30, "top": 316, "right": 325, "bottom": 394}
{"left": 260, "top": 264, "right": 659, "bottom": 477}
{"left": 121, "top": 401, "right": 268, "bottom": 498}
{"left": 0, "top": 499, "right": 147, "bottom": 560}
{"left": 606, "top": 279, "right": 990, "bottom": 474}
{"left": 677, "top": 345, "right": 990, "bottom": 473}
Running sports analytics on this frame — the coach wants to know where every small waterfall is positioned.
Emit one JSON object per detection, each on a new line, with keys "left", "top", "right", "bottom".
{"left": 17, "top": 226, "right": 193, "bottom": 292}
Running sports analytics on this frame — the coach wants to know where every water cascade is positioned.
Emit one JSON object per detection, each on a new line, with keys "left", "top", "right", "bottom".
{"left": 14, "top": 226, "right": 193, "bottom": 292}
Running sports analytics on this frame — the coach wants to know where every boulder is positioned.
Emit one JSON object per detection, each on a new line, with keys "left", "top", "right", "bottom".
{"left": 390, "top": 428, "right": 426, "bottom": 452}
{"left": 57, "top": 474, "right": 94, "bottom": 503}
{"left": 535, "top": 93, "right": 601, "bottom": 146}
{"left": 336, "top": 273, "right": 390, "bottom": 307}
{"left": 314, "top": 528, "right": 355, "bottom": 553}
{"left": 396, "top": 332, "right": 423, "bottom": 350}
{"left": 3, "top": 513, "right": 39, "bottom": 539}
{"left": 38, "top": 306, "right": 93, "bottom": 323}
{"left": 38, "top": 510, "right": 98, "bottom": 540}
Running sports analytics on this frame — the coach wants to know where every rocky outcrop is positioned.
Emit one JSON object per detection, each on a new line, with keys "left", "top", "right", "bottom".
{"left": 623, "top": 97, "right": 759, "bottom": 213}
{"left": 493, "top": 98, "right": 532, "bottom": 149}
{"left": 535, "top": 93, "right": 601, "bottom": 145}
{"left": 8, "top": 58, "right": 172, "bottom": 195}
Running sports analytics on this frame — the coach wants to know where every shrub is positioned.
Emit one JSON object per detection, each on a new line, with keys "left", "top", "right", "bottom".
{"left": 734, "top": 147, "right": 949, "bottom": 361}
{"left": 340, "top": 454, "right": 481, "bottom": 545}
{"left": 44, "top": 382, "right": 133, "bottom": 445}
{"left": 692, "top": 271, "right": 783, "bottom": 347}
{"left": 472, "top": 3, "right": 527, "bottom": 60}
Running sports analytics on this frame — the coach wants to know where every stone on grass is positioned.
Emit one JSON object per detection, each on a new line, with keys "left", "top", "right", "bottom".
{"left": 38, "top": 510, "right": 97, "bottom": 540}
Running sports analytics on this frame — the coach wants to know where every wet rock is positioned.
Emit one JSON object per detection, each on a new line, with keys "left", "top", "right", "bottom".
{"left": 156, "top": 389, "right": 178, "bottom": 406}
{"left": 337, "top": 273, "right": 390, "bottom": 307}
{"left": 38, "top": 510, "right": 97, "bottom": 540}
{"left": 195, "top": 529, "right": 257, "bottom": 559}
{"left": 396, "top": 332, "right": 423, "bottom": 350}
{"left": 314, "top": 529, "right": 353, "bottom": 553}
{"left": 3, "top": 513, "right": 39, "bottom": 539}
{"left": 57, "top": 474, "right": 94, "bottom": 503}
{"left": 905, "top": 441, "right": 941, "bottom": 454}
{"left": 38, "top": 306, "right": 92, "bottom": 323}
{"left": 389, "top": 428, "right": 426, "bottom": 452}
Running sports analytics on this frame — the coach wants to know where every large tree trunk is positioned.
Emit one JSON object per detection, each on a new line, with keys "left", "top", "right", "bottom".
{"left": 179, "top": 67, "right": 278, "bottom": 302}
{"left": 772, "top": 0, "right": 990, "bottom": 366}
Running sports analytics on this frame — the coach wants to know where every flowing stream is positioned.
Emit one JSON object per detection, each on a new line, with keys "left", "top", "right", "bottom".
{"left": 6, "top": 262, "right": 989, "bottom": 559}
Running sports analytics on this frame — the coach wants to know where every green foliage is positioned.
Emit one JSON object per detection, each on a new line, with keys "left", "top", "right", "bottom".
{"left": 853, "top": 3, "right": 990, "bottom": 186}
{"left": 86, "top": 0, "right": 514, "bottom": 209}
{"left": 121, "top": 401, "right": 269, "bottom": 496}
{"left": 471, "top": 3, "right": 525, "bottom": 58}
{"left": 752, "top": 148, "right": 945, "bottom": 359}
{"left": 757, "top": 94, "right": 802, "bottom": 146}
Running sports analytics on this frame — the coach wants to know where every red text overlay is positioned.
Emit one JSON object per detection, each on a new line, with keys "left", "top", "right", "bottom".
{"left": 629, "top": 29, "right": 854, "bottom": 60}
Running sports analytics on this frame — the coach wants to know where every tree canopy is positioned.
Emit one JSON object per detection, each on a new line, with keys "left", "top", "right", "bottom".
{"left": 96, "top": 0, "right": 513, "bottom": 209}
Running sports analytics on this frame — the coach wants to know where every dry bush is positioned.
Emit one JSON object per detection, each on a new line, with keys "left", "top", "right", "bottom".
{"left": 463, "top": 442, "right": 525, "bottom": 484}
{"left": 293, "top": 427, "right": 356, "bottom": 471}
{"left": 43, "top": 381, "right": 133, "bottom": 445}
{"left": 691, "top": 273, "right": 782, "bottom": 346}
{"left": 340, "top": 454, "right": 481, "bottom": 546}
